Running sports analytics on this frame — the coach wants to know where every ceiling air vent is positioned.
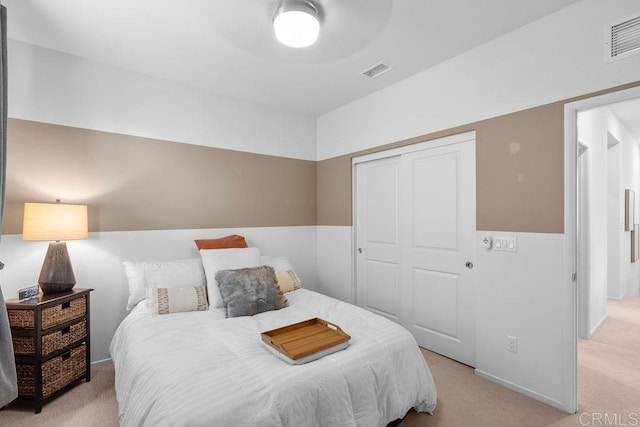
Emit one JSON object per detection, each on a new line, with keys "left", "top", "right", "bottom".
{"left": 605, "top": 13, "right": 640, "bottom": 62}
{"left": 360, "top": 62, "right": 392, "bottom": 79}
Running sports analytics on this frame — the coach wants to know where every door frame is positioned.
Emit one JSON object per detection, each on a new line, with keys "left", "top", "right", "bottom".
{"left": 563, "top": 85, "right": 640, "bottom": 414}
{"left": 576, "top": 140, "right": 589, "bottom": 339}
{"left": 351, "top": 130, "right": 476, "bottom": 305}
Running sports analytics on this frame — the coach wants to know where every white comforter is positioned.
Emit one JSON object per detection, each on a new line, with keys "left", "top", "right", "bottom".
{"left": 110, "top": 289, "right": 437, "bottom": 426}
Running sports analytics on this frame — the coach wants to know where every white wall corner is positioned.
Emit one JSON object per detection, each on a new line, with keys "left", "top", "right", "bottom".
{"left": 316, "top": 226, "right": 353, "bottom": 304}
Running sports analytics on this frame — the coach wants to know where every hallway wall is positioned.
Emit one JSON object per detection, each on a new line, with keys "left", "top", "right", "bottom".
{"left": 577, "top": 105, "right": 640, "bottom": 338}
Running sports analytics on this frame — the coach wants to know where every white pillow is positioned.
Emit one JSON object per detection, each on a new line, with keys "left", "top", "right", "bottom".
{"left": 200, "top": 247, "right": 262, "bottom": 309}
{"left": 260, "top": 255, "right": 302, "bottom": 292}
{"left": 123, "top": 258, "right": 206, "bottom": 310}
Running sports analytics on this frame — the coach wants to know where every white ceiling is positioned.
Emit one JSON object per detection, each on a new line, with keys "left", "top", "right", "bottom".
{"left": 609, "top": 99, "right": 640, "bottom": 144}
{"left": 4, "top": 0, "right": 583, "bottom": 117}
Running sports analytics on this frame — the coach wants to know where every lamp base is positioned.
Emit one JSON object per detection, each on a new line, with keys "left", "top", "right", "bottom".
{"left": 38, "top": 242, "right": 76, "bottom": 295}
{"left": 40, "top": 282, "right": 75, "bottom": 295}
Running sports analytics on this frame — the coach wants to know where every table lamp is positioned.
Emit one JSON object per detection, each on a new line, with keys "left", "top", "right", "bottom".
{"left": 22, "top": 201, "right": 88, "bottom": 294}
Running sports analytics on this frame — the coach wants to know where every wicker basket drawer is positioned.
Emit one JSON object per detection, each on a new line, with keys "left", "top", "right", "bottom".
{"left": 12, "top": 320, "right": 87, "bottom": 357}
{"left": 16, "top": 343, "right": 87, "bottom": 400}
{"left": 16, "top": 364, "right": 36, "bottom": 398}
{"left": 8, "top": 297, "right": 86, "bottom": 330}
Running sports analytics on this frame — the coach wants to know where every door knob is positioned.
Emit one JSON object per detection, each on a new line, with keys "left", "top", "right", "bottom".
{"left": 465, "top": 261, "right": 473, "bottom": 269}
{"left": 358, "top": 248, "right": 363, "bottom": 253}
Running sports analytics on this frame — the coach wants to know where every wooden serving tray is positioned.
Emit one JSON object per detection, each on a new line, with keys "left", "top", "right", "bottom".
{"left": 261, "top": 318, "right": 350, "bottom": 364}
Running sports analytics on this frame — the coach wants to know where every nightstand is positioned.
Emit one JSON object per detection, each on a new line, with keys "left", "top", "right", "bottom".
{"left": 5, "top": 288, "right": 92, "bottom": 413}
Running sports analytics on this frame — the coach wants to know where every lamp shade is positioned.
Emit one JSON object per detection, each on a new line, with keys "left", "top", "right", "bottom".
{"left": 22, "top": 202, "right": 88, "bottom": 241}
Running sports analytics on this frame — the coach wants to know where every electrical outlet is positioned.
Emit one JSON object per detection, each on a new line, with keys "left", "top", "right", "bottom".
{"left": 507, "top": 335, "right": 518, "bottom": 353}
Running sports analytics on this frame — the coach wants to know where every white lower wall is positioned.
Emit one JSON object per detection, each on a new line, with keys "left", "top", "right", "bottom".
{"left": 0, "top": 223, "right": 581, "bottom": 407}
{"left": 316, "top": 226, "right": 571, "bottom": 408}
{"left": 474, "top": 231, "right": 567, "bottom": 408}
{"left": 317, "top": 226, "right": 353, "bottom": 304}
{"left": 0, "top": 226, "right": 318, "bottom": 362}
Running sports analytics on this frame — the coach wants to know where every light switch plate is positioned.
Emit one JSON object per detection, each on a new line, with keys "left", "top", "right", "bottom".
{"left": 493, "top": 237, "right": 517, "bottom": 252}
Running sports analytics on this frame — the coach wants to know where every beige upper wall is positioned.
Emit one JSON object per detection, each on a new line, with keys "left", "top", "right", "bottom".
{"left": 476, "top": 103, "right": 565, "bottom": 232}
{"left": 317, "top": 104, "right": 564, "bottom": 233}
{"left": 318, "top": 81, "right": 640, "bottom": 233}
{"left": 3, "top": 119, "right": 317, "bottom": 234}
{"left": 5, "top": 82, "right": 639, "bottom": 235}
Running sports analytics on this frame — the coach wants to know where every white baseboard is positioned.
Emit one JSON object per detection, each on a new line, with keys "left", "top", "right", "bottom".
{"left": 474, "top": 369, "right": 570, "bottom": 413}
{"left": 588, "top": 313, "right": 608, "bottom": 338}
{"left": 91, "top": 358, "right": 113, "bottom": 366}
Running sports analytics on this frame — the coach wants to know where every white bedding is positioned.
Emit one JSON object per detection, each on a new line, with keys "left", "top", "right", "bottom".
{"left": 110, "top": 289, "right": 437, "bottom": 426}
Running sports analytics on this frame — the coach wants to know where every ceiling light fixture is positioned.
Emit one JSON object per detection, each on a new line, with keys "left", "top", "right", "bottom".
{"left": 273, "top": 0, "right": 320, "bottom": 48}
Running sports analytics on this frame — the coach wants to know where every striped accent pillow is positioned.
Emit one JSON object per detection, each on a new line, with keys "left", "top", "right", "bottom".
{"left": 275, "top": 270, "right": 301, "bottom": 293}
{"left": 153, "top": 286, "right": 209, "bottom": 315}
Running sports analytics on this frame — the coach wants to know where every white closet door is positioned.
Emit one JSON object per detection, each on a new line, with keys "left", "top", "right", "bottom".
{"left": 355, "top": 155, "right": 402, "bottom": 322}
{"left": 400, "top": 140, "right": 476, "bottom": 367}
{"left": 355, "top": 134, "right": 476, "bottom": 366}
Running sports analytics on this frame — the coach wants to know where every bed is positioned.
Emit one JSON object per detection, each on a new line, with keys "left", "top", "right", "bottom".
{"left": 110, "top": 246, "right": 437, "bottom": 426}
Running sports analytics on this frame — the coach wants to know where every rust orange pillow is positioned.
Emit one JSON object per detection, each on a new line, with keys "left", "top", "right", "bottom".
{"left": 194, "top": 234, "right": 248, "bottom": 250}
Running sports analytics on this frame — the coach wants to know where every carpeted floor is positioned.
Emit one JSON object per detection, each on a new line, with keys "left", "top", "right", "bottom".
{"left": 0, "top": 362, "right": 118, "bottom": 427}
{"left": 402, "top": 297, "right": 640, "bottom": 426}
{"left": 1, "top": 297, "right": 638, "bottom": 426}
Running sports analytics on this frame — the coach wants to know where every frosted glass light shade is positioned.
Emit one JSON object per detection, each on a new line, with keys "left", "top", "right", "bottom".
{"left": 23, "top": 202, "right": 88, "bottom": 241}
{"left": 273, "top": 0, "right": 320, "bottom": 48}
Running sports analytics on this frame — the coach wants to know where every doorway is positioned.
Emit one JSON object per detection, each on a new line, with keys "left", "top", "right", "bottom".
{"left": 565, "top": 85, "right": 640, "bottom": 413}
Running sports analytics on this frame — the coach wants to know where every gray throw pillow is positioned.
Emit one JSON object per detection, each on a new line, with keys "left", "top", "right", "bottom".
{"left": 215, "top": 266, "right": 288, "bottom": 318}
